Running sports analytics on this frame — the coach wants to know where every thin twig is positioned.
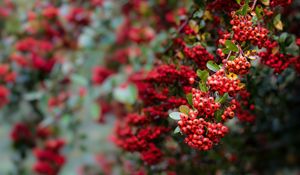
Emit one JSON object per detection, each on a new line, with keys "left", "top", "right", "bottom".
{"left": 251, "top": 0, "right": 258, "bottom": 10}
{"left": 226, "top": 51, "right": 232, "bottom": 60}
{"left": 237, "top": 44, "right": 244, "bottom": 56}
{"left": 163, "top": 9, "right": 198, "bottom": 54}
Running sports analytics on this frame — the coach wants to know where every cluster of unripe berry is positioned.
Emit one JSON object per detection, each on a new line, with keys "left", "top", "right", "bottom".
{"left": 191, "top": 88, "right": 220, "bottom": 117}
{"left": 177, "top": 111, "right": 228, "bottom": 151}
{"left": 207, "top": 69, "right": 241, "bottom": 95}
{"left": 230, "top": 13, "right": 268, "bottom": 48}
{"left": 224, "top": 56, "right": 251, "bottom": 75}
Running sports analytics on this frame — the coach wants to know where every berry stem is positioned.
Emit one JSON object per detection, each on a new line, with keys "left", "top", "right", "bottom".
{"left": 251, "top": 0, "right": 258, "bottom": 10}
{"left": 226, "top": 51, "right": 232, "bottom": 60}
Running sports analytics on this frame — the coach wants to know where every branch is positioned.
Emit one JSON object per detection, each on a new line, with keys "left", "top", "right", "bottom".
{"left": 162, "top": 9, "right": 198, "bottom": 54}
{"left": 251, "top": 0, "right": 258, "bottom": 10}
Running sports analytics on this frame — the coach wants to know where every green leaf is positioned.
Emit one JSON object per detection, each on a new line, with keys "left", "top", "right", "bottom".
{"left": 236, "top": 0, "right": 241, "bottom": 4}
{"left": 91, "top": 103, "right": 100, "bottom": 119}
{"left": 279, "top": 32, "right": 288, "bottom": 43}
{"left": 206, "top": 60, "right": 220, "bottom": 72}
{"left": 214, "top": 110, "right": 223, "bottom": 122}
{"left": 113, "top": 84, "right": 137, "bottom": 104}
{"left": 196, "top": 69, "right": 209, "bottom": 82}
{"left": 169, "top": 112, "right": 182, "bottom": 120}
{"left": 179, "top": 105, "right": 190, "bottom": 115}
{"left": 260, "top": 0, "right": 270, "bottom": 6}
{"left": 219, "top": 64, "right": 223, "bottom": 69}
{"left": 222, "top": 48, "right": 230, "bottom": 54}
{"left": 229, "top": 56, "right": 236, "bottom": 60}
{"left": 278, "top": 32, "right": 295, "bottom": 46}
{"left": 193, "top": 10, "right": 204, "bottom": 18}
{"left": 241, "top": 3, "right": 249, "bottom": 16}
{"left": 217, "top": 93, "right": 229, "bottom": 104}
{"left": 61, "top": 114, "right": 71, "bottom": 126}
{"left": 5, "top": 16, "right": 21, "bottom": 34}
{"left": 174, "top": 126, "right": 181, "bottom": 134}
{"left": 255, "top": 6, "right": 263, "bottom": 19}
{"left": 225, "top": 40, "right": 239, "bottom": 52}
{"left": 71, "top": 74, "right": 88, "bottom": 86}
{"left": 193, "top": 0, "right": 205, "bottom": 8}
{"left": 199, "top": 82, "right": 208, "bottom": 92}
{"left": 24, "top": 91, "right": 44, "bottom": 101}
{"left": 186, "top": 93, "right": 193, "bottom": 106}
{"left": 273, "top": 14, "right": 283, "bottom": 30}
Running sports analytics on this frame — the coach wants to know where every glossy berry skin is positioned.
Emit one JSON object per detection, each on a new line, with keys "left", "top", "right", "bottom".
{"left": 230, "top": 13, "right": 268, "bottom": 48}
{"left": 207, "top": 69, "right": 241, "bottom": 95}
{"left": 224, "top": 56, "right": 251, "bottom": 75}
{"left": 178, "top": 112, "right": 228, "bottom": 151}
{"left": 191, "top": 88, "right": 220, "bottom": 117}
{"left": 183, "top": 45, "right": 214, "bottom": 69}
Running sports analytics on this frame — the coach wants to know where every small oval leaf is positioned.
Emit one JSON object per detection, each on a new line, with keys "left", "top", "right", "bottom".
{"left": 217, "top": 93, "right": 229, "bottom": 104}
{"left": 174, "top": 126, "right": 181, "bottom": 134}
{"left": 199, "top": 82, "right": 208, "bottom": 92}
{"left": 196, "top": 69, "right": 209, "bottom": 81}
{"left": 169, "top": 112, "right": 182, "bottom": 120}
{"left": 206, "top": 60, "right": 220, "bottom": 72}
{"left": 179, "top": 105, "right": 190, "bottom": 114}
{"left": 273, "top": 14, "right": 283, "bottom": 31}
{"left": 186, "top": 93, "right": 193, "bottom": 107}
{"left": 225, "top": 40, "right": 239, "bottom": 52}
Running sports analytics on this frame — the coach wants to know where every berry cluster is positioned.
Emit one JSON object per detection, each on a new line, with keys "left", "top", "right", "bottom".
{"left": 113, "top": 119, "right": 169, "bottom": 165}
{"left": 183, "top": 25, "right": 197, "bottom": 35}
{"left": 113, "top": 113, "right": 169, "bottom": 151}
{"left": 207, "top": 69, "right": 242, "bottom": 95}
{"left": 67, "top": 7, "right": 90, "bottom": 26}
{"left": 224, "top": 56, "right": 251, "bottom": 75}
{"left": 48, "top": 91, "right": 70, "bottom": 110}
{"left": 0, "top": 85, "right": 9, "bottom": 108}
{"left": 221, "top": 99, "right": 238, "bottom": 121}
{"left": 270, "top": 0, "right": 293, "bottom": 7}
{"left": 10, "top": 123, "right": 53, "bottom": 145}
{"left": 116, "top": 18, "right": 156, "bottom": 44}
{"left": 258, "top": 40, "right": 292, "bottom": 73}
{"left": 145, "top": 64, "right": 196, "bottom": 85}
{"left": 128, "top": 26, "right": 156, "bottom": 43}
{"left": 183, "top": 45, "right": 215, "bottom": 69}
{"left": 33, "top": 139, "right": 65, "bottom": 175}
{"left": 217, "top": 31, "right": 231, "bottom": 58}
{"left": 230, "top": 13, "right": 269, "bottom": 48}
{"left": 125, "top": 113, "right": 149, "bottom": 125}
{"left": 259, "top": 52, "right": 291, "bottom": 73}
{"left": 207, "top": 0, "right": 240, "bottom": 13}
{"left": 0, "top": 64, "right": 15, "bottom": 108}
{"left": 139, "top": 64, "right": 195, "bottom": 119}
{"left": 191, "top": 88, "right": 220, "bottom": 117}
{"left": 0, "top": 64, "right": 17, "bottom": 83}
{"left": 236, "top": 110, "right": 256, "bottom": 123}
{"left": 235, "top": 90, "right": 256, "bottom": 122}
{"left": 10, "top": 123, "right": 34, "bottom": 147}
{"left": 291, "top": 57, "right": 300, "bottom": 74}
{"left": 140, "top": 143, "right": 163, "bottom": 165}
{"left": 13, "top": 38, "right": 56, "bottom": 72}
{"left": 92, "top": 66, "right": 114, "bottom": 85}
{"left": 177, "top": 112, "right": 228, "bottom": 151}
